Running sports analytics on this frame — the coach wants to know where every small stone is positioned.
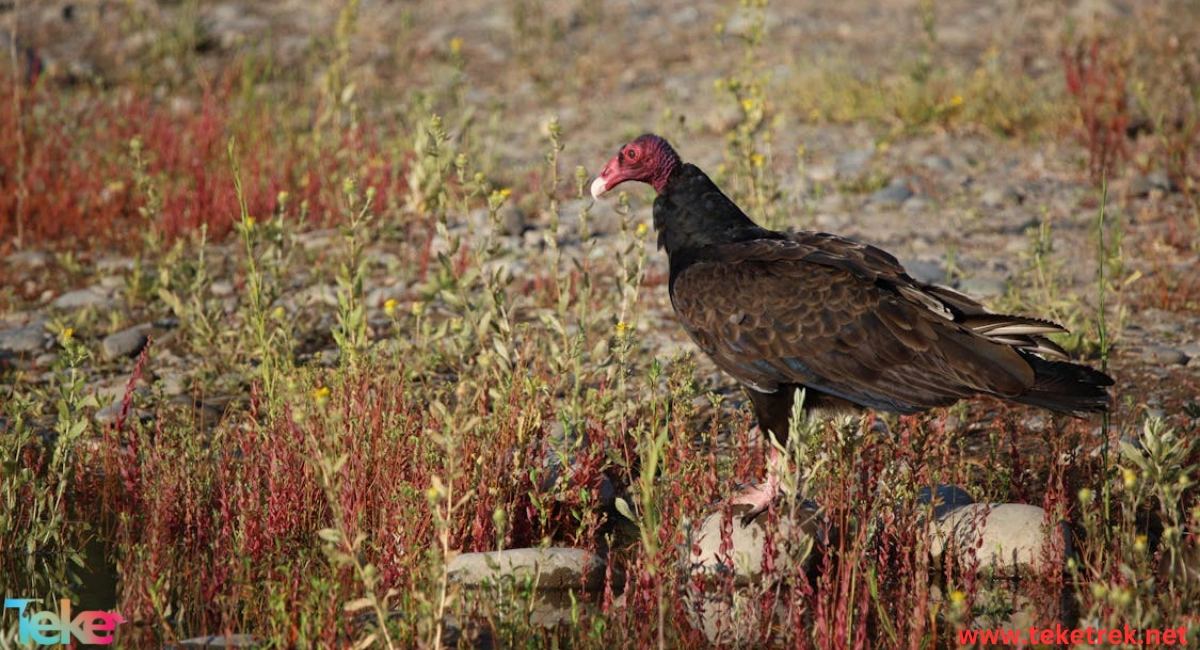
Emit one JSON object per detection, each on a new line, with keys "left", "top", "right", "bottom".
{"left": 1145, "top": 407, "right": 1167, "bottom": 421}
{"left": 684, "top": 585, "right": 788, "bottom": 646}
{"left": 447, "top": 547, "right": 609, "bottom": 592}
{"left": 173, "top": 633, "right": 260, "bottom": 648}
{"left": 980, "top": 186, "right": 1023, "bottom": 208}
{"left": 296, "top": 228, "right": 339, "bottom": 251}
{"left": 806, "top": 164, "right": 836, "bottom": 184}
{"left": 957, "top": 276, "right": 1007, "bottom": 299}
{"left": 917, "top": 484, "right": 974, "bottom": 519}
{"left": 706, "top": 103, "right": 743, "bottom": 133}
{"left": 931, "top": 582, "right": 1039, "bottom": 635}
{"left": 1122, "top": 174, "right": 1153, "bottom": 199}
{"left": 901, "top": 196, "right": 929, "bottom": 213}
{"left": 0, "top": 320, "right": 49, "bottom": 354}
{"left": 723, "top": 5, "right": 782, "bottom": 36}
{"left": 836, "top": 150, "right": 873, "bottom": 178}
{"left": 94, "top": 399, "right": 152, "bottom": 427}
{"left": 922, "top": 155, "right": 953, "bottom": 173}
{"left": 901, "top": 258, "right": 944, "bottom": 285}
{"left": 205, "top": 3, "right": 270, "bottom": 49}
{"left": 101, "top": 325, "right": 151, "bottom": 361}
{"left": 540, "top": 433, "right": 617, "bottom": 512}
{"left": 1141, "top": 345, "right": 1188, "bottom": 366}
{"left": 930, "top": 503, "right": 1070, "bottom": 576}
{"left": 51, "top": 286, "right": 112, "bottom": 310}
{"left": 686, "top": 503, "right": 821, "bottom": 585}
{"left": 96, "top": 257, "right": 136, "bottom": 273}
{"left": 1157, "top": 540, "right": 1200, "bottom": 589}
{"left": 157, "top": 371, "right": 187, "bottom": 397}
{"left": 313, "top": 348, "right": 340, "bottom": 367}
{"left": 868, "top": 180, "right": 913, "bottom": 206}
{"left": 6, "top": 250, "right": 49, "bottom": 269}
{"left": 1146, "top": 170, "right": 1177, "bottom": 192}
{"left": 211, "top": 280, "right": 235, "bottom": 297}
{"left": 89, "top": 375, "right": 136, "bottom": 402}
{"left": 1021, "top": 414, "right": 1048, "bottom": 433}
{"left": 365, "top": 285, "right": 406, "bottom": 308}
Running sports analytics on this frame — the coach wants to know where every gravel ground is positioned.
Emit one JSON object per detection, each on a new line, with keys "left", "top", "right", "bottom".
{"left": 2, "top": 0, "right": 1198, "bottom": 431}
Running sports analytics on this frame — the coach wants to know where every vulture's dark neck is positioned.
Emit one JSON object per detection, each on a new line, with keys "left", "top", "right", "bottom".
{"left": 653, "top": 164, "right": 777, "bottom": 276}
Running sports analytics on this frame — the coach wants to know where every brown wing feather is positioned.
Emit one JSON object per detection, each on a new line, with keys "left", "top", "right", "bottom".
{"left": 671, "top": 237, "right": 1039, "bottom": 413}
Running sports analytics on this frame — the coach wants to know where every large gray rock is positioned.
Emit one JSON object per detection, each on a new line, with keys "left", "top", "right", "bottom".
{"left": 101, "top": 324, "right": 152, "bottom": 360}
{"left": 447, "top": 547, "right": 609, "bottom": 592}
{"left": 51, "top": 285, "right": 113, "bottom": 310}
{"left": 0, "top": 319, "right": 49, "bottom": 353}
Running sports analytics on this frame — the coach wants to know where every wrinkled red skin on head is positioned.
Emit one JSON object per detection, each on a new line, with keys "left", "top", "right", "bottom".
{"left": 593, "top": 133, "right": 681, "bottom": 196}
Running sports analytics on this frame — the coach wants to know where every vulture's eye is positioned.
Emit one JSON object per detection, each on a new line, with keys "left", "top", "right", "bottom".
{"left": 626, "top": 148, "right": 639, "bottom": 161}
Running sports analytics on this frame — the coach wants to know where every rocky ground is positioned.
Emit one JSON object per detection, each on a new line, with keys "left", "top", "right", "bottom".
{"left": 2, "top": 0, "right": 1199, "bottom": 645}
{"left": 3, "top": 0, "right": 1197, "bottom": 417}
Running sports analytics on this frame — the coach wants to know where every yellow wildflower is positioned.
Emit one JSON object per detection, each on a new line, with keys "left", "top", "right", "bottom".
{"left": 950, "top": 94, "right": 964, "bottom": 108}
{"left": 313, "top": 386, "right": 331, "bottom": 406}
{"left": 60, "top": 328, "right": 74, "bottom": 343}
{"left": 384, "top": 299, "right": 398, "bottom": 317}
{"left": 636, "top": 223, "right": 648, "bottom": 237}
{"left": 499, "top": 188, "right": 512, "bottom": 198}
{"left": 751, "top": 153, "right": 765, "bottom": 168}
{"left": 450, "top": 37, "right": 463, "bottom": 55}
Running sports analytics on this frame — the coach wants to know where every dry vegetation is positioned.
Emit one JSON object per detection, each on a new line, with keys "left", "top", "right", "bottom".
{"left": 2, "top": 0, "right": 1198, "bottom": 648}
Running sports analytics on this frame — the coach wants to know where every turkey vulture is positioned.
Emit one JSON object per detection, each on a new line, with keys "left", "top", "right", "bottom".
{"left": 590, "top": 134, "right": 1113, "bottom": 515}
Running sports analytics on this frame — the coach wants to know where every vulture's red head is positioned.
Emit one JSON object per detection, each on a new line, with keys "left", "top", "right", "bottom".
{"left": 590, "top": 134, "right": 681, "bottom": 199}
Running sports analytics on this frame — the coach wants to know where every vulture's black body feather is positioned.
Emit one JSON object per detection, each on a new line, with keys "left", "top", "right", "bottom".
{"left": 593, "top": 134, "right": 1113, "bottom": 448}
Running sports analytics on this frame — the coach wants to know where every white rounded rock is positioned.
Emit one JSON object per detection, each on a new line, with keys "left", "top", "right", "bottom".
{"left": 447, "top": 547, "right": 609, "bottom": 592}
{"left": 685, "top": 504, "right": 820, "bottom": 586}
{"left": 930, "top": 503, "right": 1072, "bottom": 576}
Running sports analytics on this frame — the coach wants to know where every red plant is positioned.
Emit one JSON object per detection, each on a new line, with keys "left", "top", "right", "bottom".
{"left": 0, "top": 68, "right": 414, "bottom": 253}
{"left": 1062, "top": 37, "right": 1132, "bottom": 183}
